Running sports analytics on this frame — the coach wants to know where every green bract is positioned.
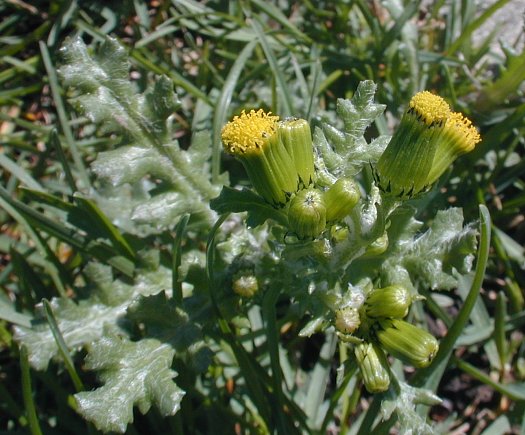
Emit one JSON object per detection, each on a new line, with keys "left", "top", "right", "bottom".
{"left": 287, "top": 188, "right": 327, "bottom": 239}
{"left": 374, "top": 92, "right": 480, "bottom": 199}
{"left": 323, "top": 178, "right": 361, "bottom": 222}
{"left": 278, "top": 118, "right": 315, "bottom": 187}
{"left": 365, "top": 285, "right": 412, "bottom": 319}
{"left": 375, "top": 319, "right": 439, "bottom": 368}
{"left": 355, "top": 342, "right": 391, "bottom": 393}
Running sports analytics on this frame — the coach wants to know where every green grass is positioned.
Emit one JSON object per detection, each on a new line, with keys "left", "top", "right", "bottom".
{"left": 1, "top": 0, "right": 525, "bottom": 433}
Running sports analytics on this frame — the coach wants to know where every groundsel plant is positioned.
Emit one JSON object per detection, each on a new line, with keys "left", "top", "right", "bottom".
{"left": 14, "top": 37, "right": 486, "bottom": 434}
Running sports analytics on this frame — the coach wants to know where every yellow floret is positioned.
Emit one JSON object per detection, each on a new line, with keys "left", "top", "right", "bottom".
{"left": 221, "top": 109, "right": 279, "bottom": 154}
{"left": 408, "top": 91, "right": 451, "bottom": 126}
{"left": 444, "top": 111, "right": 481, "bottom": 153}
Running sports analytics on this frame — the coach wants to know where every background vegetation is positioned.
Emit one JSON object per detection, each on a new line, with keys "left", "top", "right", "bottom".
{"left": 1, "top": 0, "right": 524, "bottom": 433}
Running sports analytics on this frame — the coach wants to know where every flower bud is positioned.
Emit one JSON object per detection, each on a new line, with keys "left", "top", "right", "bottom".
{"left": 278, "top": 118, "right": 315, "bottom": 187}
{"left": 232, "top": 272, "right": 259, "bottom": 298}
{"left": 365, "top": 285, "right": 411, "bottom": 319}
{"left": 222, "top": 109, "right": 299, "bottom": 206}
{"left": 323, "top": 178, "right": 361, "bottom": 222}
{"left": 363, "top": 232, "right": 389, "bottom": 257}
{"left": 374, "top": 91, "right": 480, "bottom": 199}
{"left": 335, "top": 306, "right": 361, "bottom": 334}
{"left": 355, "top": 342, "right": 390, "bottom": 393}
{"left": 375, "top": 318, "right": 439, "bottom": 368}
{"left": 287, "top": 188, "right": 326, "bottom": 239}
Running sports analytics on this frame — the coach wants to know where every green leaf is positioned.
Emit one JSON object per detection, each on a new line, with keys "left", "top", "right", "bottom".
{"left": 59, "top": 36, "right": 220, "bottom": 234}
{"left": 381, "top": 380, "right": 441, "bottom": 435}
{"left": 74, "top": 330, "right": 184, "bottom": 433}
{"left": 13, "top": 262, "right": 172, "bottom": 370}
{"left": 210, "top": 186, "right": 288, "bottom": 227}
{"left": 127, "top": 291, "right": 212, "bottom": 373}
{"left": 382, "top": 208, "right": 478, "bottom": 291}
{"left": 314, "top": 80, "right": 388, "bottom": 179}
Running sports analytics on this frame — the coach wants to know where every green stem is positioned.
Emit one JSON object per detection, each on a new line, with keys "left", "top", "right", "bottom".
{"left": 20, "top": 346, "right": 43, "bottom": 435}
{"left": 173, "top": 214, "right": 190, "bottom": 305}
{"left": 262, "top": 285, "right": 292, "bottom": 433}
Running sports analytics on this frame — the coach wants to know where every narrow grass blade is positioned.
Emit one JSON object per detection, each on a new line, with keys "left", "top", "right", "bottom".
{"left": 249, "top": 0, "right": 312, "bottom": 44}
{"left": 39, "top": 41, "right": 90, "bottom": 190}
{"left": 73, "top": 194, "right": 136, "bottom": 260}
{"left": 304, "top": 332, "right": 337, "bottom": 429}
{"left": 453, "top": 356, "right": 525, "bottom": 401}
{"left": 10, "top": 247, "right": 46, "bottom": 303}
{"left": 49, "top": 129, "right": 77, "bottom": 193}
{"left": 494, "top": 292, "right": 507, "bottom": 369}
{"left": 0, "top": 153, "right": 43, "bottom": 192}
{"left": 446, "top": 0, "right": 511, "bottom": 55}
{"left": 20, "top": 345, "right": 44, "bottom": 435}
{"left": 249, "top": 14, "right": 294, "bottom": 116}
{"left": 0, "top": 299, "right": 32, "bottom": 328}
{"left": 0, "top": 186, "right": 134, "bottom": 277}
{"left": 42, "top": 299, "right": 84, "bottom": 393}
{"left": 262, "top": 285, "right": 290, "bottom": 434}
{"left": 0, "top": 190, "right": 67, "bottom": 296}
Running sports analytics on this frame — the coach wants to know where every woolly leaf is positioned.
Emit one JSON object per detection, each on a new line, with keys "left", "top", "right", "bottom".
{"left": 314, "top": 80, "right": 388, "bottom": 179}
{"left": 382, "top": 381, "right": 441, "bottom": 435}
{"left": 382, "top": 208, "right": 478, "bottom": 291}
{"left": 59, "top": 37, "right": 220, "bottom": 233}
{"left": 13, "top": 262, "right": 171, "bottom": 370}
{"left": 210, "top": 186, "right": 288, "bottom": 227}
{"left": 75, "top": 331, "right": 184, "bottom": 433}
{"left": 127, "top": 291, "right": 212, "bottom": 373}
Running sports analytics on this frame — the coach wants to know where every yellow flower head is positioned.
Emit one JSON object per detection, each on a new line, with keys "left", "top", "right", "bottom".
{"left": 375, "top": 90, "right": 481, "bottom": 199}
{"left": 408, "top": 91, "right": 451, "bottom": 126}
{"left": 444, "top": 111, "right": 481, "bottom": 153}
{"left": 221, "top": 109, "right": 279, "bottom": 155}
{"left": 221, "top": 109, "right": 299, "bottom": 206}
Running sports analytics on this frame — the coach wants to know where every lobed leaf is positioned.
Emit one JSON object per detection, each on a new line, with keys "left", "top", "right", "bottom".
{"left": 381, "top": 208, "right": 478, "bottom": 291}
{"left": 59, "top": 36, "right": 220, "bottom": 234}
{"left": 75, "top": 331, "right": 184, "bottom": 433}
{"left": 314, "top": 80, "right": 388, "bottom": 179}
{"left": 13, "top": 262, "right": 172, "bottom": 370}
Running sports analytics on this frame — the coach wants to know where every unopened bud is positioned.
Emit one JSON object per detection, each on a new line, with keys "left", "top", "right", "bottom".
{"left": 335, "top": 306, "right": 361, "bottom": 335}
{"left": 278, "top": 118, "right": 315, "bottom": 187}
{"left": 232, "top": 273, "right": 259, "bottom": 298}
{"left": 355, "top": 342, "right": 390, "bottom": 393}
{"left": 365, "top": 285, "right": 411, "bottom": 319}
{"left": 375, "top": 318, "right": 439, "bottom": 368}
{"left": 287, "top": 188, "right": 326, "bottom": 239}
{"left": 323, "top": 178, "right": 360, "bottom": 222}
{"left": 364, "top": 232, "right": 388, "bottom": 256}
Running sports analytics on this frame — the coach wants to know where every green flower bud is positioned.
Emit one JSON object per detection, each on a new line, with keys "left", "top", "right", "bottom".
{"left": 355, "top": 342, "right": 390, "bottom": 393}
{"left": 374, "top": 92, "right": 480, "bottom": 199}
{"left": 323, "top": 178, "right": 361, "bottom": 222}
{"left": 335, "top": 306, "right": 361, "bottom": 334}
{"left": 278, "top": 118, "right": 315, "bottom": 187}
{"left": 232, "top": 272, "right": 259, "bottom": 298}
{"left": 375, "top": 318, "right": 439, "bottom": 368}
{"left": 287, "top": 188, "right": 326, "bottom": 239}
{"left": 365, "top": 285, "right": 411, "bottom": 319}
{"left": 364, "top": 232, "right": 389, "bottom": 257}
{"left": 222, "top": 109, "right": 299, "bottom": 206}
